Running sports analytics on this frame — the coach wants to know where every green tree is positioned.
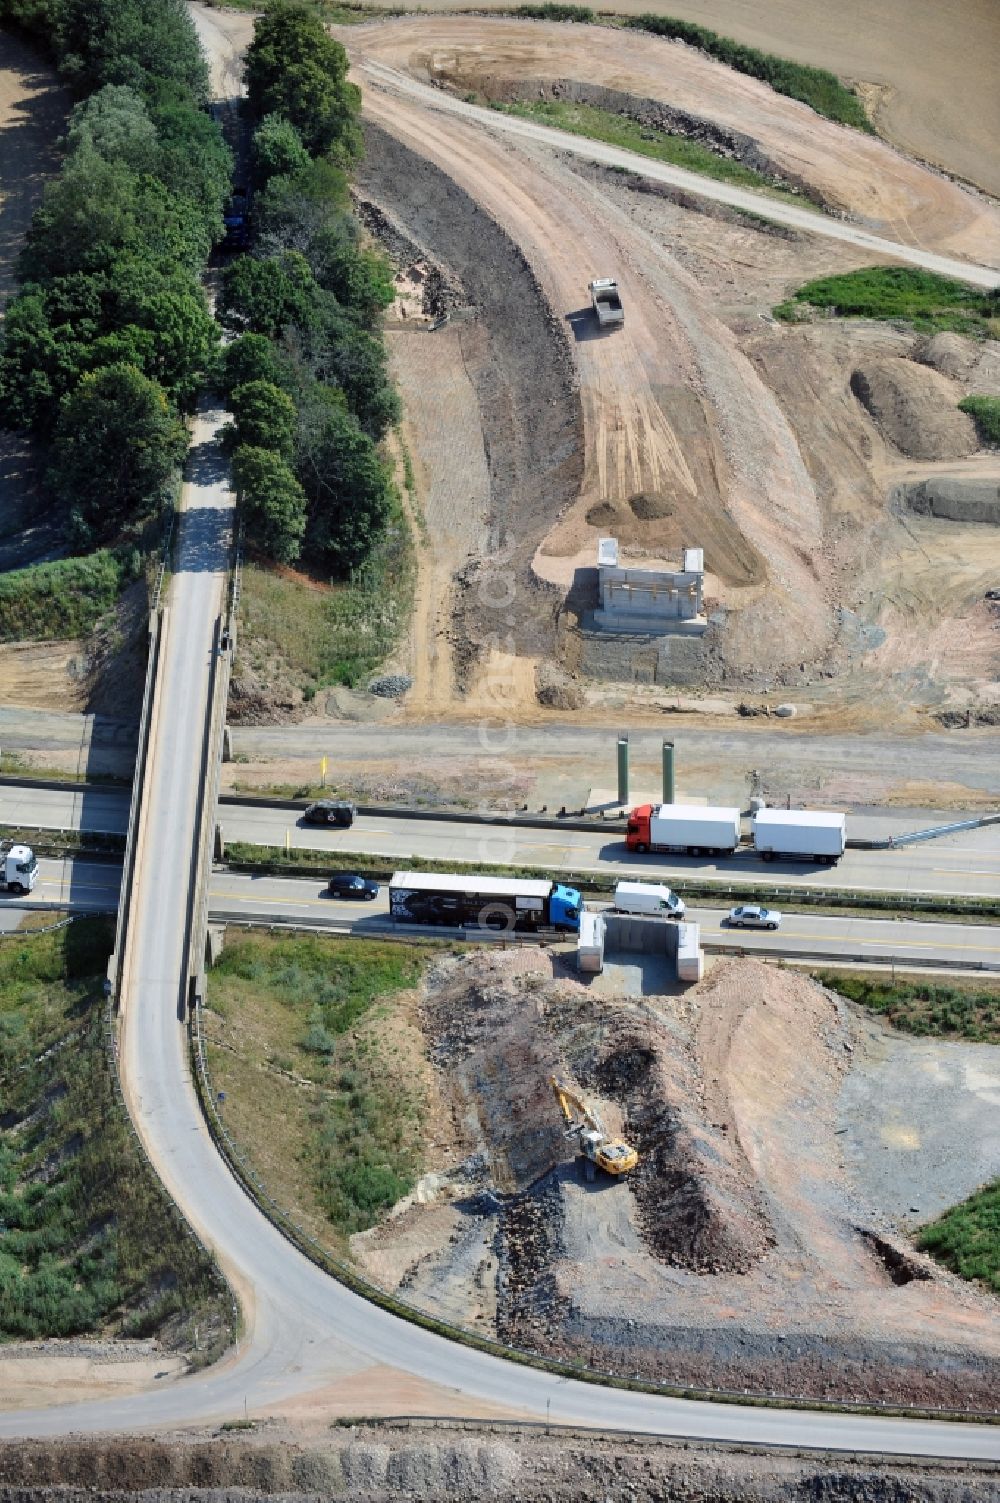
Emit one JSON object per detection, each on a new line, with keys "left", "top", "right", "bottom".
{"left": 20, "top": 154, "right": 210, "bottom": 283}
{"left": 46, "top": 365, "right": 187, "bottom": 543}
{"left": 137, "top": 288, "right": 218, "bottom": 407}
{"left": 244, "top": 2, "right": 360, "bottom": 160}
{"left": 232, "top": 445, "right": 307, "bottom": 563}
{"left": 219, "top": 251, "right": 320, "bottom": 338}
{"left": 322, "top": 324, "right": 399, "bottom": 439}
{"left": 219, "top": 334, "right": 286, "bottom": 398}
{"left": 65, "top": 85, "right": 160, "bottom": 176}
{"left": 322, "top": 244, "right": 396, "bottom": 324}
{"left": 297, "top": 400, "right": 392, "bottom": 571}
{"left": 253, "top": 113, "right": 310, "bottom": 187}
{"left": 57, "top": 0, "right": 209, "bottom": 98}
{"left": 230, "top": 380, "right": 298, "bottom": 457}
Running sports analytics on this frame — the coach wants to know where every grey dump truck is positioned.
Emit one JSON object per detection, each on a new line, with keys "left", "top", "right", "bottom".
{"left": 589, "top": 277, "right": 624, "bottom": 328}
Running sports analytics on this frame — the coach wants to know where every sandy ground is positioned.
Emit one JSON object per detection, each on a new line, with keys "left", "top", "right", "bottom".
{"left": 0, "top": 1343, "right": 186, "bottom": 1411}
{"left": 350, "top": 17, "right": 1000, "bottom": 266}
{"left": 350, "top": 0, "right": 1000, "bottom": 202}
{"left": 191, "top": 6, "right": 1000, "bottom": 734}
{"left": 0, "top": 29, "right": 69, "bottom": 313}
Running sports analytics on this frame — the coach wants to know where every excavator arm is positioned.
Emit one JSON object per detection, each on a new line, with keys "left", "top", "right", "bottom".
{"left": 548, "top": 1075, "right": 638, "bottom": 1176}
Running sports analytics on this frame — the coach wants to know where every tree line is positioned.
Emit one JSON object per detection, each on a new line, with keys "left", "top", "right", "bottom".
{"left": 219, "top": 3, "right": 399, "bottom": 573}
{"left": 0, "top": 0, "right": 227, "bottom": 547}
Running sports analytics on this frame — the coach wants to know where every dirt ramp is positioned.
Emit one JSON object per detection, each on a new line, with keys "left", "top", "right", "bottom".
{"left": 850, "top": 360, "right": 979, "bottom": 461}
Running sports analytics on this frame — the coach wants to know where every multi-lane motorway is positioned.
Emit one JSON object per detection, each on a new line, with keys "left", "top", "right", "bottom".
{"left": 11, "top": 854, "right": 1000, "bottom": 971}
{"left": 4, "top": 784, "right": 1000, "bottom": 900}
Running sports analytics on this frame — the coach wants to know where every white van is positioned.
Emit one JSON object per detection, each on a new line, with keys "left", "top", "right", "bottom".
{"left": 613, "top": 880, "right": 685, "bottom": 919}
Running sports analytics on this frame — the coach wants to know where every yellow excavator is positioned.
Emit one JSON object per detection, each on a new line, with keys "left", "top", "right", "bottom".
{"left": 549, "top": 1075, "right": 639, "bottom": 1177}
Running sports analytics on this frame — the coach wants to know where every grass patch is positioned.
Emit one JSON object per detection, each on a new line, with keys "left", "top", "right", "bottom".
{"left": 959, "top": 396, "right": 1000, "bottom": 446}
{"left": 0, "top": 550, "right": 141, "bottom": 644}
{"left": 237, "top": 503, "right": 414, "bottom": 696}
{"left": 917, "top": 1181, "right": 1000, "bottom": 1293}
{"left": 620, "top": 14, "right": 871, "bottom": 132}
{"left": 515, "top": 3, "right": 594, "bottom": 18}
{"left": 814, "top": 968, "right": 1000, "bottom": 1044}
{"left": 489, "top": 98, "right": 812, "bottom": 204}
{"left": 774, "top": 267, "right": 1000, "bottom": 336}
{"left": 206, "top": 931, "right": 438, "bottom": 1245}
{"left": 0, "top": 920, "right": 232, "bottom": 1354}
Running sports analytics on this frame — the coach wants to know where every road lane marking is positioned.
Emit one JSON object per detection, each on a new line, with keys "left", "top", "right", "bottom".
{"left": 211, "top": 890, "right": 999, "bottom": 955}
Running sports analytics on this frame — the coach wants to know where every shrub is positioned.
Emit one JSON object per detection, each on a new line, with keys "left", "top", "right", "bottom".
{"left": 623, "top": 14, "right": 872, "bottom": 131}
{"left": 0, "top": 551, "right": 132, "bottom": 641}
{"left": 959, "top": 396, "right": 1000, "bottom": 445}
{"left": 775, "top": 267, "right": 999, "bottom": 335}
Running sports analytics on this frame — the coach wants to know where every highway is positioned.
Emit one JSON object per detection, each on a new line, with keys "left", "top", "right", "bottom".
{"left": 5, "top": 784, "right": 1000, "bottom": 900}
{"left": 210, "top": 870, "right": 1000, "bottom": 969}
{"left": 8, "top": 855, "right": 1000, "bottom": 979}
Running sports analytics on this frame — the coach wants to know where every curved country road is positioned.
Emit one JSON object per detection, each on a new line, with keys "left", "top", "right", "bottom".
{"left": 2, "top": 4, "right": 997, "bottom": 1458}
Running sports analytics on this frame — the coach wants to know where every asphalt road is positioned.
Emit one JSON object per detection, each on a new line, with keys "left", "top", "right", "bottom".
{"left": 208, "top": 870, "right": 1000, "bottom": 969}
{"left": 9, "top": 855, "right": 1000, "bottom": 981}
{"left": 359, "top": 58, "right": 1000, "bottom": 286}
{"left": 5, "top": 785, "right": 1000, "bottom": 900}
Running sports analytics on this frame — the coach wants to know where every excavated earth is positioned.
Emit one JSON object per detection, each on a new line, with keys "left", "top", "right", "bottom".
{"left": 352, "top": 952, "right": 1000, "bottom": 1411}
{"left": 0, "top": 1428, "right": 997, "bottom": 1502}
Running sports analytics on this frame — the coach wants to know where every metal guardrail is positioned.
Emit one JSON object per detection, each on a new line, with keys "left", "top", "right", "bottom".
{"left": 108, "top": 607, "right": 163, "bottom": 999}
{"left": 703, "top": 942, "right": 1000, "bottom": 973}
{"left": 188, "top": 617, "right": 233, "bottom": 1002}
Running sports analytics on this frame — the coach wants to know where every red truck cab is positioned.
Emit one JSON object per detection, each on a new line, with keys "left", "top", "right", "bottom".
{"left": 625, "top": 804, "right": 653, "bottom": 852}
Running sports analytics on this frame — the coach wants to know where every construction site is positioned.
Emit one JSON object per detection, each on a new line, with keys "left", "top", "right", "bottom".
{"left": 346, "top": 948, "right": 1000, "bottom": 1410}
{"left": 0, "top": 0, "right": 999, "bottom": 1492}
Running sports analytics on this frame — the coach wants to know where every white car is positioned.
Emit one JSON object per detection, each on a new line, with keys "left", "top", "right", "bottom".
{"left": 728, "top": 904, "right": 781, "bottom": 930}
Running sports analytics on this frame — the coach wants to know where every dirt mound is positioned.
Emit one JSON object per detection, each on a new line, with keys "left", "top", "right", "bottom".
{"left": 849, "top": 359, "right": 979, "bottom": 461}
{"left": 916, "top": 332, "right": 1000, "bottom": 396}
{"left": 595, "top": 1026, "right": 773, "bottom": 1275}
{"left": 534, "top": 661, "right": 583, "bottom": 710}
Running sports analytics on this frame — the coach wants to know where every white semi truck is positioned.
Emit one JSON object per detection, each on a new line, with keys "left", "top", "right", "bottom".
{"left": 752, "top": 808, "right": 846, "bottom": 863}
{"left": 626, "top": 803, "right": 741, "bottom": 856}
{"left": 589, "top": 277, "right": 624, "bottom": 328}
{"left": 0, "top": 841, "right": 38, "bottom": 894}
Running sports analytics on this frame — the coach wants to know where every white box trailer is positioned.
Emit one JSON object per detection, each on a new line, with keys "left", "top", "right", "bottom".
{"left": 675, "top": 921, "right": 703, "bottom": 983}
{"left": 577, "top": 909, "right": 606, "bottom": 973}
{"left": 626, "top": 803, "right": 741, "bottom": 856}
{"left": 752, "top": 808, "right": 846, "bottom": 863}
{"left": 613, "top": 880, "right": 685, "bottom": 918}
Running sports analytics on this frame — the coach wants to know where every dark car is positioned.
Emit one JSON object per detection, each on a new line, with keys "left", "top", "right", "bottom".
{"left": 327, "top": 873, "right": 379, "bottom": 901}
{"left": 303, "top": 799, "right": 356, "bottom": 827}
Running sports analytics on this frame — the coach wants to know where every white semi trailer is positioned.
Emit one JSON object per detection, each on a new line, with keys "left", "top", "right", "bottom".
{"left": 0, "top": 841, "right": 38, "bottom": 894}
{"left": 626, "top": 803, "right": 741, "bottom": 856}
{"left": 752, "top": 808, "right": 846, "bottom": 863}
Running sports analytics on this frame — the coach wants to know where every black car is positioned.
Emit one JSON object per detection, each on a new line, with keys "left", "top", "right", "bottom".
{"left": 327, "top": 873, "right": 379, "bottom": 900}
{"left": 303, "top": 799, "right": 356, "bottom": 827}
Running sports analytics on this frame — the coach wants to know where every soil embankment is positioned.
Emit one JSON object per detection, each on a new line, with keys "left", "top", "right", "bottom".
{"left": 0, "top": 1428, "right": 996, "bottom": 1501}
